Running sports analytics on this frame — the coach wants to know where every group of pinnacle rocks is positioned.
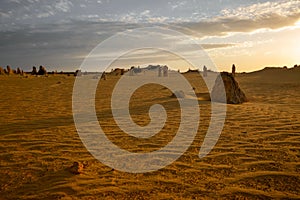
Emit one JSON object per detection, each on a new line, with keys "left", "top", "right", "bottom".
{"left": 1, "top": 64, "right": 247, "bottom": 174}
{"left": 0, "top": 65, "right": 47, "bottom": 76}
{"left": 0, "top": 64, "right": 248, "bottom": 106}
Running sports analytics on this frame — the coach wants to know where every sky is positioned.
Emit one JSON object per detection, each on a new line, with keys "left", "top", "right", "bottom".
{"left": 0, "top": 0, "right": 299, "bottom": 72}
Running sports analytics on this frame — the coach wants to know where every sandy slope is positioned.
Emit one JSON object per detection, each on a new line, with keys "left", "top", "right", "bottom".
{"left": 0, "top": 69, "right": 299, "bottom": 199}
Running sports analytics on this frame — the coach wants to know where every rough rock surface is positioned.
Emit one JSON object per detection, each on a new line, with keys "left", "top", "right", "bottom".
{"left": 211, "top": 72, "right": 247, "bottom": 104}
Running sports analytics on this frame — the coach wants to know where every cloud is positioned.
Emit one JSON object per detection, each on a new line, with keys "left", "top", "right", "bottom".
{"left": 201, "top": 43, "right": 236, "bottom": 49}
{"left": 140, "top": 10, "right": 150, "bottom": 16}
{"left": 9, "top": 0, "right": 22, "bottom": 3}
{"left": 0, "top": 0, "right": 73, "bottom": 24}
{"left": 170, "top": 1, "right": 187, "bottom": 10}
{"left": 174, "top": 12, "right": 300, "bottom": 38}
{"left": 0, "top": 11, "right": 11, "bottom": 18}
{"left": 170, "top": 0, "right": 300, "bottom": 37}
{"left": 0, "top": 20, "right": 141, "bottom": 70}
{"left": 54, "top": 0, "right": 73, "bottom": 12}
{"left": 220, "top": 0, "right": 300, "bottom": 19}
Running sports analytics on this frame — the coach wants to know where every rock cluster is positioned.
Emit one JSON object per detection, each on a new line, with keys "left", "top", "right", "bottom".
{"left": 16, "top": 67, "right": 24, "bottom": 75}
{"left": 30, "top": 66, "right": 47, "bottom": 75}
{"left": 37, "top": 66, "right": 47, "bottom": 75}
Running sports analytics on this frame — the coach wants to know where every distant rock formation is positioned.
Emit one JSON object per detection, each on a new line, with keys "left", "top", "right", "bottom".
{"left": 31, "top": 66, "right": 37, "bottom": 75}
{"left": 6, "top": 65, "right": 13, "bottom": 75}
{"left": 16, "top": 67, "right": 21, "bottom": 74}
{"left": 158, "top": 66, "right": 162, "bottom": 77}
{"left": 145, "top": 65, "right": 161, "bottom": 71}
{"left": 0, "top": 67, "right": 4, "bottom": 75}
{"left": 232, "top": 64, "right": 236, "bottom": 76}
{"left": 211, "top": 72, "right": 247, "bottom": 104}
{"left": 203, "top": 65, "right": 207, "bottom": 77}
{"left": 37, "top": 66, "right": 47, "bottom": 75}
{"left": 101, "top": 72, "right": 106, "bottom": 80}
{"left": 184, "top": 68, "right": 199, "bottom": 73}
{"left": 74, "top": 69, "right": 82, "bottom": 76}
{"left": 111, "top": 68, "right": 124, "bottom": 76}
{"left": 163, "top": 65, "right": 168, "bottom": 77}
{"left": 129, "top": 66, "right": 135, "bottom": 76}
{"left": 293, "top": 64, "right": 299, "bottom": 69}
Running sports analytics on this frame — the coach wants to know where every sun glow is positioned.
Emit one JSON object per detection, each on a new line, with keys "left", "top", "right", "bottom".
{"left": 292, "top": 40, "right": 300, "bottom": 64}
{"left": 290, "top": 21, "right": 300, "bottom": 64}
{"left": 296, "top": 19, "right": 300, "bottom": 27}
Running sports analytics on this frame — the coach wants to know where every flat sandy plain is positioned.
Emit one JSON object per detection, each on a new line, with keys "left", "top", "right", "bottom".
{"left": 0, "top": 67, "right": 299, "bottom": 199}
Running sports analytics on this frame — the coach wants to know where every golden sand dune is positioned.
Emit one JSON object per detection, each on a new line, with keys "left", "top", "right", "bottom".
{"left": 0, "top": 69, "right": 299, "bottom": 199}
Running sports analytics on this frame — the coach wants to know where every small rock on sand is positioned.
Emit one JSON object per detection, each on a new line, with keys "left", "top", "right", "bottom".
{"left": 68, "top": 162, "right": 84, "bottom": 174}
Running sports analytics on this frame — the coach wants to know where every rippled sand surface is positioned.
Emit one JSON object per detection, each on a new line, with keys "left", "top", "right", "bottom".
{"left": 0, "top": 69, "right": 299, "bottom": 199}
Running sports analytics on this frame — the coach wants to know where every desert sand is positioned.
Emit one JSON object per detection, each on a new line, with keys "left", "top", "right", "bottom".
{"left": 0, "top": 67, "right": 299, "bottom": 199}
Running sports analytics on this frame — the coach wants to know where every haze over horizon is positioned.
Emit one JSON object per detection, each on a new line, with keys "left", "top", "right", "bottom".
{"left": 1, "top": 0, "right": 299, "bottom": 72}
